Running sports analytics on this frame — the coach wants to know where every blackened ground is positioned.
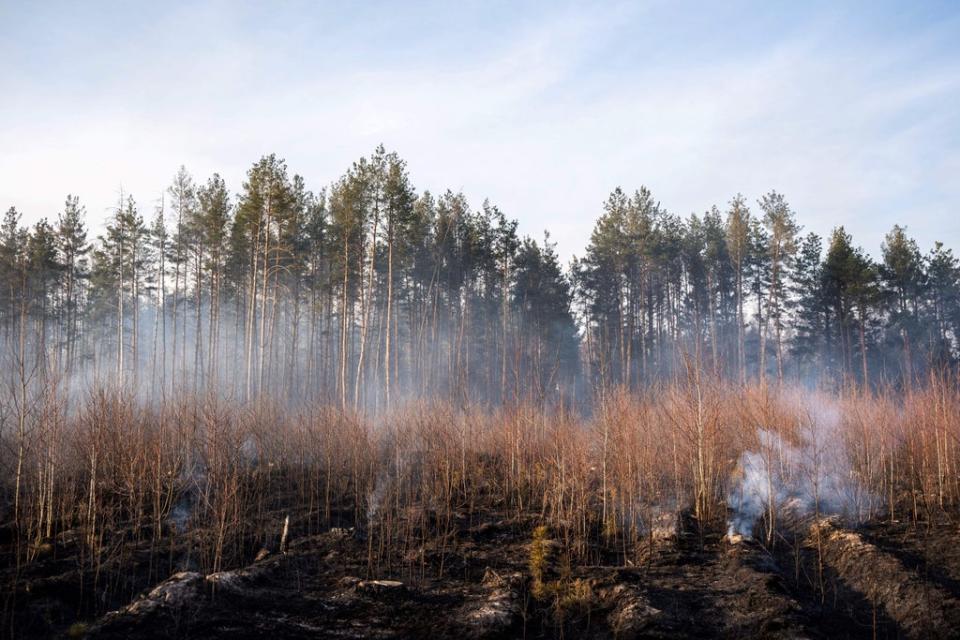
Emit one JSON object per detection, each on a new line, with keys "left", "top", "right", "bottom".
{"left": 857, "top": 519, "right": 960, "bottom": 601}
{"left": 5, "top": 513, "right": 960, "bottom": 639}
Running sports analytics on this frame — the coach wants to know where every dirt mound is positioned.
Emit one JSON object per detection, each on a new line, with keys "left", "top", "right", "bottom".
{"left": 808, "top": 517, "right": 960, "bottom": 639}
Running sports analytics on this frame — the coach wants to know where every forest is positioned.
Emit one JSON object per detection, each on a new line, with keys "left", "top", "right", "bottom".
{"left": 2, "top": 148, "right": 960, "bottom": 638}
{"left": 1, "top": 146, "right": 958, "bottom": 407}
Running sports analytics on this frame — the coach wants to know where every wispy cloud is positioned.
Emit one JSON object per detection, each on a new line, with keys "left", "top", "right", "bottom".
{"left": 1, "top": 2, "right": 958, "bottom": 259}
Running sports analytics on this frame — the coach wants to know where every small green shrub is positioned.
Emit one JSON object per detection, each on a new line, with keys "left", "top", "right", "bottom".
{"left": 528, "top": 525, "right": 550, "bottom": 600}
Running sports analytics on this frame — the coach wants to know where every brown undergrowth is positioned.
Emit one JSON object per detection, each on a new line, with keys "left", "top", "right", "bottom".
{"left": 2, "top": 375, "right": 960, "bottom": 637}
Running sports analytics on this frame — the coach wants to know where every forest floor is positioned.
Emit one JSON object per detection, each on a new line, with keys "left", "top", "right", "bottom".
{"left": 4, "top": 509, "right": 960, "bottom": 639}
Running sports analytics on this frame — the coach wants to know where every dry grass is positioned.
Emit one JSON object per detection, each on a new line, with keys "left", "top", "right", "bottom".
{"left": 2, "top": 375, "right": 960, "bottom": 623}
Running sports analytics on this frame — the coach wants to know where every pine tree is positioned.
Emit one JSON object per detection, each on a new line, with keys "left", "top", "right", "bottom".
{"left": 93, "top": 193, "right": 148, "bottom": 384}
{"left": 234, "top": 155, "right": 294, "bottom": 400}
{"left": 167, "top": 167, "right": 197, "bottom": 390}
{"left": 725, "top": 195, "right": 751, "bottom": 384}
{"left": 822, "top": 227, "right": 878, "bottom": 382}
{"left": 25, "top": 219, "right": 61, "bottom": 374}
{"left": 196, "top": 173, "right": 232, "bottom": 389}
{"left": 56, "top": 196, "right": 90, "bottom": 374}
{"left": 789, "top": 232, "right": 825, "bottom": 378}
{"left": 327, "top": 161, "right": 366, "bottom": 408}
{"left": 381, "top": 152, "right": 416, "bottom": 407}
{"left": 701, "top": 206, "right": 734, "bottom": 377}
{"left": 0, "top": 207, "right": 28, "bottom": 337}
{"left": 758, "top": 191, "right": 800, "bottom": 384}
{"left": 149, "top": 200, "right": 169, "bottom": 392}
{"left": 880, "top": 225, "right": 926, "bottom": 382}
{"left": 580, "top": 188, "right": 629, "bottom": 388}
{"left": 512, "top": 233, "right": 579, "bottom": 402}
{"left": 926, "top": 242, "right": 960, "bottom": 365}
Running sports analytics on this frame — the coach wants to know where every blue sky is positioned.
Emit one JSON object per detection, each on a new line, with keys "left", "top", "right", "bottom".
{"left": 2, "top": 1, "right": 958, "bottom": 261}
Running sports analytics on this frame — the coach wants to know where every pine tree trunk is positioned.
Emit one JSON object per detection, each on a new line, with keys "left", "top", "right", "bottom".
{"left": 384, "top": 226, "right": 393, "bottom": 408}
{"left": 354, "top": 205, "right": 378, "bottom": 410}
{"left": 339, "top": 235, "right": 349, "bottom": 410}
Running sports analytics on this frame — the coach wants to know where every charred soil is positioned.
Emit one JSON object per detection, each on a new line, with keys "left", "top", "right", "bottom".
{"left": 5, "top": 509, "right": 960, "bottom": 639}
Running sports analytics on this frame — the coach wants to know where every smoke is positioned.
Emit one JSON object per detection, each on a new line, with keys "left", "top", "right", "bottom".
{"left": 168, "top": 501, "right": 192, "bottom": 535}
{"left": 726, "top": 399, "right": 880, "bottom": 540}
{"left": 165, "top": 451, "right": 208, "bottom": 540}
{"left": 366, "top": 420, "right": 427, "bottom": 528}
{"left": 240, "top": 435, "right": 259, "bottom": 465}
{"left": 366, "top": 472, "right": 388, "bottom": 527}
{"left": 366, "top": 424, "right": 401, "bottom": 528}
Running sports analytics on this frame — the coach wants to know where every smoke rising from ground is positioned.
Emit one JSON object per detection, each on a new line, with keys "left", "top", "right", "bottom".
{"left": 727, "top": 399, "right": 881, "bottom": 540}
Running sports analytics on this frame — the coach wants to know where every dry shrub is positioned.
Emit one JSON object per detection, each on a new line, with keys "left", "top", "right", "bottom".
{"left": 3, "top": 375, "right": 960, "bottom": 620}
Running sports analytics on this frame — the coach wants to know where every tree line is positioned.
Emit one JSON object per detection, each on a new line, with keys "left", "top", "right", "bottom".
{"left": 1, "top": 146, "right": 957, "bottom": 409}
{"left": 573, "top": 188, "right": 960, "bottom": 389}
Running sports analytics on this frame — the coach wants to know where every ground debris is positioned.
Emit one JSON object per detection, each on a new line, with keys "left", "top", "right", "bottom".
{"left": 604, "top": 584, "right": 662, "bottom": 637}
{"left": 120, "top": 570, "right": 204, "bottom": 615}
{"left": 356, "top": 579, "right": 406, "bottom": 595}
{"left": 85, "top": 570, "right": 206, "bottom": 636}
{"left": 206, "top": 561, "right": 273, "bottom": 593}
{"left": 808, "top": 517, "right": 960, "bottom": 638}
{"left": 458, "top": 569, "right": 522, "bottom": 638}
{"left": 15, "top": 512, "right": 960, "bottom": 639}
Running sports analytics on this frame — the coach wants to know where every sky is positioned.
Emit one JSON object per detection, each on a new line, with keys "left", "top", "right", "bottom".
{"left": 2, "top": 0, "right": 959, "bottom": 263}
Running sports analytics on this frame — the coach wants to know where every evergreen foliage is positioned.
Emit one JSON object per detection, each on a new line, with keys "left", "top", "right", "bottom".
{"left": 1, "top": 148, "right": 957, "bottom": 405}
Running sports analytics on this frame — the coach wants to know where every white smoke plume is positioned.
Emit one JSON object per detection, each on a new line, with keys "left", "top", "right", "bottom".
{"left": 367, "top": 472, "right": 389, "bottom": 527}
{"left": 727, "top": 400, "right": 880, "bottom": 540}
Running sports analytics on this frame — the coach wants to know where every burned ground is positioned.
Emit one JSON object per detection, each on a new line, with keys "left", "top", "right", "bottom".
{"left": 5, "top": 508, "right": 960, "bottom": 639}
{"left": 4, "top": 382, "right": 960, "bottom": 639}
